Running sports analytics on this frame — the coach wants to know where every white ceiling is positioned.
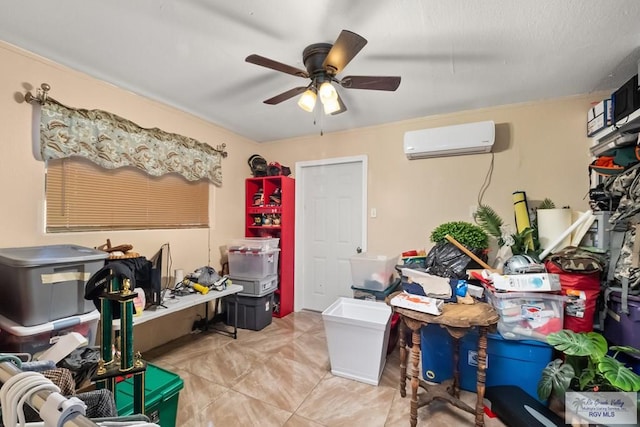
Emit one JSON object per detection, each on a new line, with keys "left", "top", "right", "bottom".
{"left": 1, "top": 1, "right": 639, "bottom": 142}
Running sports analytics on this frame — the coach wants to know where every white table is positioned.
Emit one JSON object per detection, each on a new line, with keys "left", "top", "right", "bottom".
{"left": 113, "top": 284, "right": 243, "bottom": 338}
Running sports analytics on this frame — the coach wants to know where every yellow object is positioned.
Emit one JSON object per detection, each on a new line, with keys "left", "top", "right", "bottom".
{"left": 184, "top": 279, "right": 209, "bottom": 294}
{"left": 192, "top": 283, "right": 209, "bottom": 294}
{"left": 512, "top": 191, "right": 533, "bottom": 250}
{"left": 512, "top": 191, "right": 531, "bottom": 232}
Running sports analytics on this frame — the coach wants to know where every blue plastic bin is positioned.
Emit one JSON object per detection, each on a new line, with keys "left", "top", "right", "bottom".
{"left": 420, "top": 323, "right": 553, "bottom": 402}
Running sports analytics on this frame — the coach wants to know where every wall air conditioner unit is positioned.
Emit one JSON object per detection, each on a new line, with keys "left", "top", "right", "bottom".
{"left": 403, "top": 120, "right": 495, "bottom": 159}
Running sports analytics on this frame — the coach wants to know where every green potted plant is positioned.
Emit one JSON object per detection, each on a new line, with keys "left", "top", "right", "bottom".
{"left": 425, "top": 221, "right": 489, "bottom": 279}
{"left": 537, "top": 329, "right": 640, "bottom": 403}
{"left": 430, "top": 221, "right": 489, "bottom": 250}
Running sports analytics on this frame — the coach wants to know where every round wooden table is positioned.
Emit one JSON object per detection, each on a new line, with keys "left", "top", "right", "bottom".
{"left": 387, "top": 292, "right": 499, "bottom": 427}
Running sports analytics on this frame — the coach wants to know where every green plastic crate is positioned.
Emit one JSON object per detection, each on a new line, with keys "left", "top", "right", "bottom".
{"left": 116, "top": 363, "right": 184, "bottom": 427}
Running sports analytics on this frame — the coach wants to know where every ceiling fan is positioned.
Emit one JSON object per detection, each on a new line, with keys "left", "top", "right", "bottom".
{"left": 245, "top": 30, "right": 401, "bottom": 115}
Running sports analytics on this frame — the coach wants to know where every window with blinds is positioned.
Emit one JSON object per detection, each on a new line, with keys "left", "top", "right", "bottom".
{"left": 46, "top": 157, "right": 209, "bottom": 232}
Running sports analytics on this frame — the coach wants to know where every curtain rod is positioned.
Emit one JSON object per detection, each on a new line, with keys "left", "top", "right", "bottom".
{"left": 24, "top": 83, "right": 228, "bottom": 158}
{"left": 25, "top": 82, "right": 51, "bottom": 105}
{"left": 0, "top": 361, "right": 99, "bottom": 427}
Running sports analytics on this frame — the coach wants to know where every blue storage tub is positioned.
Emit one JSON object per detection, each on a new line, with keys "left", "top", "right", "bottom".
{"left": 420, "top": 323, "right": 553, "bottom": 402}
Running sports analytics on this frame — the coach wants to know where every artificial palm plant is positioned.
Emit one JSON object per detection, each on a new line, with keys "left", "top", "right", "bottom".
{"left": 473, "top": 203, "right": 541, "bottom": 259}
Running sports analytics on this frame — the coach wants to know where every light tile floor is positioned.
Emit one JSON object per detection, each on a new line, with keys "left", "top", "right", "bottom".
{"left": 144, "top": 310, "right": 508, "bottom": 426}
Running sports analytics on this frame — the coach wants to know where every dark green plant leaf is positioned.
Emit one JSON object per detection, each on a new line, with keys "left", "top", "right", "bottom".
{"left": 538, "top": 198, "right": 556, "bottom": 209}
{"left": 546, "top": 330, "right": 607, "bottom": 358}
{"left": 598, "top": 356, "right": 640, "bottom": 392}
{"left": 509, "top": 227, "right": 544, "bottom": 258}
{"left": 538, "top": 359, "right": 574, "bottom": 400}
{"left": 473, "top": 204, "right": 504, "bottom": 240}
{"left": 578, "top": 367, "right": 597, "bottom": 390}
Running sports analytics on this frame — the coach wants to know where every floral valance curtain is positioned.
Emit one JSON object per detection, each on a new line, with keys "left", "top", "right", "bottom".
{"left": 39, "top": 99, "right": 225, "bottom": 185}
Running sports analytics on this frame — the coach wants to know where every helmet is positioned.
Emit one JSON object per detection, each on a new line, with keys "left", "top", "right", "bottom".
{"left": 503, "top": 255, "right": 546, "bottom": 275}
{"left": 248, "top": 154, "right": 268, "bottom": 177}
{"left": 267, "top": 161, "right": 292, "bottom": 177}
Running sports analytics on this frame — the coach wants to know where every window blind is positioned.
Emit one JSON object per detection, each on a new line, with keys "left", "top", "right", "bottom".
{"left": 46, "top": 157, "right": 209, "bottom": 232}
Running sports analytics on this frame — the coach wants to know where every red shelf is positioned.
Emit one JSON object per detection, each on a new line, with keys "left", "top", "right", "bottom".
{"left": 245, "top": 176, "right": 295, "bottom": 318}
{"left": 247, "top": 207, "right": 282, "bottom": 214}
{"left": 247, "top": 225, "right": 282, "bottom": 230}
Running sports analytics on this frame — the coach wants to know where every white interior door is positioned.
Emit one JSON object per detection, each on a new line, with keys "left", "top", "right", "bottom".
{"left": 295, "top": 156, "right": 367, "bottom": 312}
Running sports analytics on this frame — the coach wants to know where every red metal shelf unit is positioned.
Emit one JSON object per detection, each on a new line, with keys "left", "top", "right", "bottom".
{"left": 245, "top": 176, "right": 295, "bottom": 318}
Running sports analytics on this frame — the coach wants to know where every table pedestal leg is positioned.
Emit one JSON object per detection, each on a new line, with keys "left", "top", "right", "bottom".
{"left": 399, "top": 318, "right": 407, "bottom": 398}
{"left": 452, "top": 337, "right": 460, "bottom": 398}
{"left": 410, "top": 328, "right": 421, "bottom": 427}
{"left": 475, "top": 326, "right": 488, "bottom": 427}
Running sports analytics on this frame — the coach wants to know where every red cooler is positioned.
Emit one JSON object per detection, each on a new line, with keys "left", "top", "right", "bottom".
{"left": 545, "top": 261, "right": 600, "bottom": 333}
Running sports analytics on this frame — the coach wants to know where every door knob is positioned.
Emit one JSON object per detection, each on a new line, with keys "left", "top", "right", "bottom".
{"left": 356, "top": 247, "right": 362, "bottom": 253}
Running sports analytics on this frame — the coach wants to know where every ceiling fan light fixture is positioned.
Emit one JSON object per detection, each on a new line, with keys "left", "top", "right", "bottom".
{"left": 322, "top": 97, "right": 341, "bottom": 115}
{"left": 297, "top": 88, "right": 317, "bottom": 112}
{"left": 247, "top": 30, "right": 401, "bottom": 116}
{"left": 318, "top": 81, "right": 338, "bottom": 103}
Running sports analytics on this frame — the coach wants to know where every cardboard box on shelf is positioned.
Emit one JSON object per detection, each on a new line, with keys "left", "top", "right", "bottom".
{"left": 587, "top": 99, "right": 612, "bottom": 137}
{"left": 491, "top": 273, "right": 561, "bottom": 292}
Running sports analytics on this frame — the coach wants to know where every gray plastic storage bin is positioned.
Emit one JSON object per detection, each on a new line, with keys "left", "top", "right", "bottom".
{"left": 0, "top": 244, "right": 108, "bottom": 326}
{"left": 224, "top": 292, "right": 274, "bottom": 331}
{"left": 230, "top": 274, "right": 278, "bottom": 297}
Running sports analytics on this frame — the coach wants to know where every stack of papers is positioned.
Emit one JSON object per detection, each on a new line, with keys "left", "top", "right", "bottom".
{"left": 390, "top": 291, "right": 444, "bottom": 316}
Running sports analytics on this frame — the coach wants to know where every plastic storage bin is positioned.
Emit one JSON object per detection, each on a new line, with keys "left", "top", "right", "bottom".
{"left": 116, "top": 363, "right": 184, "bottom": 427}
{"left": 351, "top": 279, "right": 400, "bottom": 301}
{"left": 224, "top": 292, "right": 274, "bottom": 331}
{"left": 0, "top": 310, "right": 99, "bottom": 357}
{"left": 228, "top": 237, "right": 280, "bottom": 252}
{"left": 349, "top": 253, "right": 399, "bottom": 291}
{"left": 230, "top": 274, "right": 278, "bottom": 297}
{"left": 228, "top": 248, "right": 280, "bottom": 279}
{"left": 0, "top": 244, "right": 108, "bottom": 326}
{"left": 420, "top": 324, "right": 553, "bottom": 402}
{"left": 604, "top": 290, "right": 640, "bottom": 349}
{"left": 487, "top": 291, "right": 565, "bottom": 342}
{"left": 401, "top": 255, "right": 427, "bottom": 269}
{"left": 322, "top": 297, "right": 392, "bottom": 385}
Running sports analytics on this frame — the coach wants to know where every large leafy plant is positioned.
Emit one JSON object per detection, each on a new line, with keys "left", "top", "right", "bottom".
{"left": 537, "top": 330, "right": 640, "bottom": 401}
{"left": 473, "top": 204, "right": 541, "bottom": 259}
{"left": 430, "top": 221, "right": 489, "bottom": 250}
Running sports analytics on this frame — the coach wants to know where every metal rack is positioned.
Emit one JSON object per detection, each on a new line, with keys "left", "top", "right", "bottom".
{"left": 0, "top": 361, "right": 99, "bottom": 427}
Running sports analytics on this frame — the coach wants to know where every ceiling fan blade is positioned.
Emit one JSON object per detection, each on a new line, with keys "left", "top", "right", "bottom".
{"left": 331, "top": 92, "right": 348, "bottom": 115}
{"left": 340, "top": 75, "right": 401, "bottom": 91}
{"left": 246, "top": 54, "right": 309, "bottom": 78}
{"left": 323, "top": 30, "right": 367, "bottom": 74}
{"left": 263, "top": 86, "right": 308, "bottom": 105}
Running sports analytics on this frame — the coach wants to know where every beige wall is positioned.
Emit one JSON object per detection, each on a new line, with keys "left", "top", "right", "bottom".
{"left": 1, "top": 41, "right": 259, "bottom": 350}
{"left": 265, "top": 94, "right": 605, "bottom": 258}
{"left": 1, "top": 40, "right": 607, "bottom": 351}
